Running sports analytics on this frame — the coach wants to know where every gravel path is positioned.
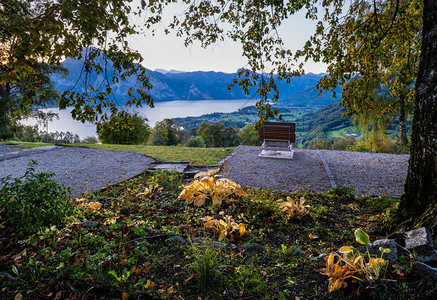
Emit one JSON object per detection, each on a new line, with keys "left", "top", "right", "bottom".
{"left": 0, "top": 144, "right": 410, "bottom": 198}
{"left": 0, "top": 145, "right": 156, "bottom": 196}
{"left": 220, "top": 146, "right": 333, "bottom": 193}
{"left": 221, "top": 146, "right": 409, "bottom": 198}
{"left": 320, "top": 149, "right": 409, "bottom": 198}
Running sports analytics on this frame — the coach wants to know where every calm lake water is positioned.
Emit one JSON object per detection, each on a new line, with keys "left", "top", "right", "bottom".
{"left": 21, "top": 99, "right": 258, "bottom": 139}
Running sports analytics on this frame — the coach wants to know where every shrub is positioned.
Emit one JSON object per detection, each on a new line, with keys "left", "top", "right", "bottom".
{"left": 148, "top": 118, "right": 179, "bottom": 146}
{"left": 179, "top": 169, "right": 247, "bottom": 207}
{"left": 97, "top": 112, "right": 150, "bottom": 145}
{"left": 186, "top": 136, "right": 206, "bottom": 147}
{"left": 238, "top": 124, "right": 260, "bottom": 146}
{"left": 0, "top": 161, "right": 75, "bottom": 234}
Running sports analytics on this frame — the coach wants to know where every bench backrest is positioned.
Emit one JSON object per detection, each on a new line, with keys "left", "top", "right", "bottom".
{"left": 259, "top": 122, "right": 296, "bottom": 143}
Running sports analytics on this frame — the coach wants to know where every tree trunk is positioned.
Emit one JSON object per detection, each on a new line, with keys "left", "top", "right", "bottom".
{"left": 398, "top": 93, "right": 408, "bottom": 145}
{"left": 397, "top": 0, "right": 437, "bottom": 233}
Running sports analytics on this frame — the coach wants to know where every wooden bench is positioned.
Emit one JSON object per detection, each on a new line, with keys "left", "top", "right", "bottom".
{"left": 258, "top": 122, "right": 296, "bottom": 159}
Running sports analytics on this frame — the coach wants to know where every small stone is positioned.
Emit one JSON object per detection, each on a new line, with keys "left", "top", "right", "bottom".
{"left": 213, "top": 241, "right": 228, "bottom": 248}
{"left": 80, "top": 221, "right": 99, "bottom": 228}
{"left": 243, "top": 243, "right": 267, "bottom": 253}
{"left": 292, "top": 248, "right": 308, "bottom": 258}
{"left": 404, "top": 227, "right": 434, "bottom": 249}
{"left": 310, "top": 253, "right": 327, "bottom": 261}
{"left": 413, "top": 261, "right": 437, "bottom": 279}
{"left": 169, "top": 235, "right": 185, "bottom": 244}
{"left": 404, "top": 228, "right": 437, "bottom": 263}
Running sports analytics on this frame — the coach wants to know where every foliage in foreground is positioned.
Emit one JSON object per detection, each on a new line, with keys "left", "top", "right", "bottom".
{"left": 318, "top": 229, "right": 390, "bottom": 292}
{"left": 178, "top": 168, "right": 248, "bottom": 206}
{"left": 0, "top": 161, "right": 75, "bottom": 233}
{"left": 0, "top": 169, "right": 435, "bottom": 299}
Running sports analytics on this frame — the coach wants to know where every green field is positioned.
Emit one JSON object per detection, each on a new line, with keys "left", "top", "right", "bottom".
{"left": 0, "top": 141, "right": 55, "bottom": 148}
{"left": 70, "top": 143, "right": 235, "bottom": 166}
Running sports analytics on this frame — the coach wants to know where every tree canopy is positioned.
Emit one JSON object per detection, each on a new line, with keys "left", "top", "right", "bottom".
{"left": 1, "top": 0, "right": 153, "bottom": 126}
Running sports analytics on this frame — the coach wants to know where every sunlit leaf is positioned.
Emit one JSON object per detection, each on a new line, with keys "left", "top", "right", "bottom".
{"left": 354, "top": 229, "right": 370, "bottom": 245}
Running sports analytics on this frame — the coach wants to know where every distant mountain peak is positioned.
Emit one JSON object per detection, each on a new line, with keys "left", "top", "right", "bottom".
{"left": 154, "top": 68, "right": 184, "bottom": 74}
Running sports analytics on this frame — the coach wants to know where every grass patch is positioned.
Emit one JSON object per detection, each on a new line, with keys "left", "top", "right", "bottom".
{"left": 70, "top": 143, "right": 234, "bottom": 165}
{"left": 1, "top": 169, "right": 434, "bottom": 299}
{"left": 0, "top": 141, "right": 54, "bottom": 148}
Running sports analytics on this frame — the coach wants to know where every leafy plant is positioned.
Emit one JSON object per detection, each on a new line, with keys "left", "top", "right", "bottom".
{"left": 187, "top": 239, "right": 224, "bottom": 288}
{"left": 147, "top": 170, "right": 182, "bottom": 192}
{"left": 318, "top": 229, "right": 390, "bottom": 292}
{"left": 179, "top": 168, "right": 247, "bottom": 207}
{"left": 200, "top": 215, "right": 248, "bottom": 241}
{"left": 0, "top": 160, "right": 75, "bottom": 234}
{"left": 276, "top": 196, "right": 310, "bottom": 219}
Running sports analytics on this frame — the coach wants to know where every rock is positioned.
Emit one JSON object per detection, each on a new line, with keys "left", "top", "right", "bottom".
{"left": 213, "top": 241, "right": 228, "bottom": 248}
{"left": 169, "top": 235, "right": 185, "bottom": 244}
{"left": 292, "top": 248, "right": 308, "bottom": 258}
{"left": 414, "top": 247, "right": 437, "bottom": 264}
{"left": 146, "top": 228, "right": 156, "bottom": 234}
{"left": 404, "top": 227, "right": 434, "bottom": 249}
{"left": 243, "top": 243, "right": 267, "bottom": 254}
{"left": 404, "top": 228, "right": 437, "bottom": 263}
{"left": 310, "top": 253, "right": 327, "bottom": 261}
{"left": 413, "top": 261, "right": 437, "bottom": 279}
{"left": 371, "top": 239, "right": 399, "bottom": 263}
{"left": 358, "top": 239, "right": 398, "bottom": 263}
{"left": 80, "top": 221, "right": 99, "bottom": 228}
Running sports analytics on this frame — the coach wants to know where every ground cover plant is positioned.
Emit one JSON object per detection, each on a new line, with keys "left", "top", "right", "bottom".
{"left": 0, "top": 169, "right": 436, "bottom": 299}
{"left": 70, "top": 143, "right": 234, "bottom": 165}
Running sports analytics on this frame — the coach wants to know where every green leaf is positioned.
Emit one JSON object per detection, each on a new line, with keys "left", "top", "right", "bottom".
{"left": 354, "top": 229, "right": 370, "bottom": 245}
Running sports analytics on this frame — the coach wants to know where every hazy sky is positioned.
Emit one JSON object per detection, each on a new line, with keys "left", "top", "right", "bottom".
{"left": 127, "top": 5, "right": 327, "bottom": 74}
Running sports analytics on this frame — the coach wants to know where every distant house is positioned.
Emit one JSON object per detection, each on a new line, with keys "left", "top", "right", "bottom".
{"left": 345, "top": 132, "right": 358, "bottom": 137}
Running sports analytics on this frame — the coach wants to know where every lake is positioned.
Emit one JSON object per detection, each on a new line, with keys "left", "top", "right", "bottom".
{"left": 20, "top": 99, "right": 258, "bottom": 139}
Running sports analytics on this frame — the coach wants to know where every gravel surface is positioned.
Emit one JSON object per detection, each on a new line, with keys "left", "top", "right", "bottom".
{"left": 220, "top": 146, "right": 333, "bottom": 193}
{"left": 0, "top": 144, "right": 410, "bottom": 198}
{"left": 0, "top": 145, "right": 156, "bottom": 196}
{"left": 221, "top": 146, "right": 409, "bottom": 198}
{"left": 320, "top": 149, "right": 409, "bottom": 198}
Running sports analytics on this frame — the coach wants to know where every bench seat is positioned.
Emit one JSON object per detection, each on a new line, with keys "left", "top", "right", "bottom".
{"left": 259, "top": 122, "right": 296, "bottom": 159}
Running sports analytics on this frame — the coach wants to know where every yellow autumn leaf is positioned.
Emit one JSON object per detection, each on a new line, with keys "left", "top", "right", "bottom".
{"left": 339, "top": 246, "right": 353, "bottom": 254}
{"left": 144, "top": 279, "right": 155, "bottom": 288}
{"left": 239, "top": 223, "right": 246, "bottom": 236}
{"left": 185, "top": 273, "right": 195, "bottom": 282}
{"left": 212, "top": 195, "right": 222, "bottom": 206}
{"left": 194, "top": 194, "right": 206, "bottom": 206}
{"left": 137, "top": 187, "right": 150, "bottom": 196}
{"left": 14, "top": 293, "right": 23, "bottom": 300}
{"left": 88, "top": 202, "right": 101, "bottom": 211}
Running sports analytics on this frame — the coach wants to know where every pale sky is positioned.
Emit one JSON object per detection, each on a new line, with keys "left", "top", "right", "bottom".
{"left": 127, "top": 5, "right": 327, "bottom": 74}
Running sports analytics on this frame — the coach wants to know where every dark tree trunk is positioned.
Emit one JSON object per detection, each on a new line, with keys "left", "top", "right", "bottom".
{"left": 397, "top": 0, "right": 437, "bottom": 233}
{"left": 398, "top": 93, "right": 408, "bottom": 145}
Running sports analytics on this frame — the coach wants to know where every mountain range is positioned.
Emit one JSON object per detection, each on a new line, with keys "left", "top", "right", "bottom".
{"left": 51, "top": 53, "right": 342, "bottom": 106}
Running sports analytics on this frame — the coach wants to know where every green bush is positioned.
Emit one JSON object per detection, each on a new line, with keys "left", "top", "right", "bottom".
{"left": 186, "top": 136, "right": 206, "bottom": 147}
{"left": 0, "top": 161, "right": 75, "bottom": 234}
{"left": 148, "top": 118, "right": 179, "bottom": 146}
{"left": 97, "top": 112, "right": 150, "bottom": 145}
